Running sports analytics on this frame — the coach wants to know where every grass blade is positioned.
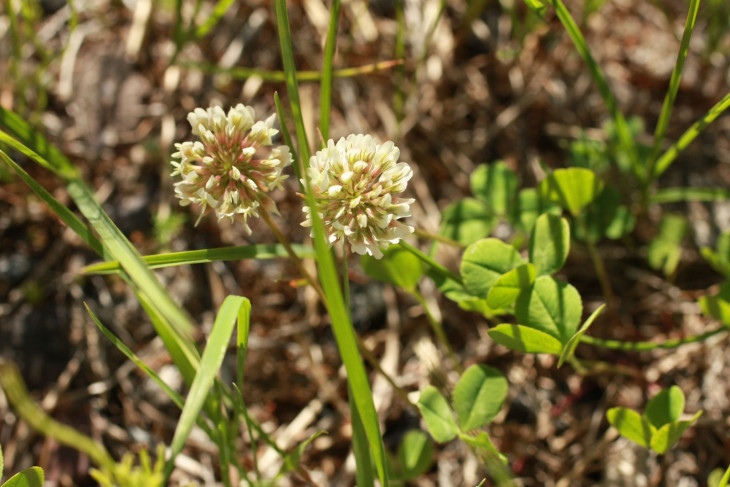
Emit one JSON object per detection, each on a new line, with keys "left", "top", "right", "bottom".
{"left": 0, "top": 116, "right": 200, "bottom": 385}
{"left": 275, "top": 0, "right": 311, "bottom": 165}
{"left": 646, "top": 0, "right": 701, "bottom": 182}
{"left": 0, "top": 150, "right": 106, "bottom": 258}
{"left": 0, "top": 107, "right": 76, "bottom": 178}
{"left": 319, "top": 0, "right": 341, "bottom": 141}
{"left": 82, "top": 243, "right": 314, "bottom": 275}
{"left": 549, "top": 0, "right": 639, "bottom": 179}
{"left": 164, "top": 295, "right": 249, "bottom": 480}
{"left": 275, "top": 2, "right": 389, "bottom": 482}
{"left": 194, "top": 0, "right": 236, "bottom": 39}
{"left": 653, "top": 90, "right": 730, "bottom": 178}
{"left": 85, "top": 303, "right": 187, "bottom": 411}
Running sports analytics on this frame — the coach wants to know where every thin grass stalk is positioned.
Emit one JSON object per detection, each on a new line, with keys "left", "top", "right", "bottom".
{"left": 181, "top": 60, "right": 403, "bottom": 82}
{"left": 645, "top": 0, "right": 701, "bottom": 184}
{"left": 653, "top": 90, "right": 730, "bottom": 178}
{"left": 274, "top": 5, "right": 389, "bottom": 480}
{"left": 319, "top": 0, "right": 341, "bottom": 141}
{"left": 274, "top": 0, "right": 311, "bottom": 166}
{"left": 550, "top": 0, "right": 640, "bottom": 180}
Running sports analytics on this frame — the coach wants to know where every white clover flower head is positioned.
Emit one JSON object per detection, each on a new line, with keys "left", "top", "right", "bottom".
{"left": 302, "top": 134, "right": 415, "bottom": 259}
{"left": 171, "top": 104, "right": 292, "bottom": 233}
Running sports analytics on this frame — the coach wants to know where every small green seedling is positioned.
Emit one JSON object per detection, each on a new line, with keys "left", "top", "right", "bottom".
{"left": 606, "top": 386, "right": 702, "bottom": 454}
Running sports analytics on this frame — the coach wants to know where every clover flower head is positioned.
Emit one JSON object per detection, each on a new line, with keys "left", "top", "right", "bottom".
{"left": 302, "top": 134, "right": 415, "bottom": 259}
{"left": 171, "top": 104, "right": 292, "bottom": 233}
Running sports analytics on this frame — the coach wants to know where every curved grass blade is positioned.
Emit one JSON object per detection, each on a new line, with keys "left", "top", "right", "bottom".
{"left": 0, "top": 106, "right": 76, "bottom": 178}
{"left": 654, "top": 91, "right": 730, "bottom": 178}
{"left": 84, "top": 303, "right": 186, "bottom": 411}
{"left": 0, "top": 150, "right": 106, "bottom": 258}
{"left": 549, "top": 0, "right": 639, "bottom": 179}
{"left": 82, "top": 243, "right": 314, "bottom": 275}
{"left": 645, "top": 0, "right": 700, "bottom": 181}
{"left": 0, "top": 109, "right": 196, "bottom": 341}
{"left": 164, "top": 295, "right": 250, "bottom": 480}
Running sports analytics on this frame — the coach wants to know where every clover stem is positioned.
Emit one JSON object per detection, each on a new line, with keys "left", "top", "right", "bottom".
{"left": 258, "top": 204, "right": 326, "bottom": 301}
{"left": 580, "top": 326, "right": 728, "bottom": 351}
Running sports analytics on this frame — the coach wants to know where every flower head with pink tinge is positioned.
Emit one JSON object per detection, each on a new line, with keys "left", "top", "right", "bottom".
{"left": 171, "top": 104, "right": 292, "bottom": 233}
{"left": 302, "top": 134, "right": 415, "bottom": 259}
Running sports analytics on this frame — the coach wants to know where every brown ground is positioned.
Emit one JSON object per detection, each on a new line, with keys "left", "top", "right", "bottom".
{"left": 1, "top": 0, "right": 730, "bottom": 485}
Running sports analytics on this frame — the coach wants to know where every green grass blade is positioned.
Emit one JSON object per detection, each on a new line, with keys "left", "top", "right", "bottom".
{"left": 319, "top": 0, "right": 341, "bottom": 141}
{"left": 550, "top": 0, "right": 639, "bottom": 179}
{"left": 194, "top": 0, "right": 236, "bottom": 39}
{"left": 651, "top": 187, "right": 730, "bottom": 204}
{"left": 350, "top": 387, "right": 376, "bottom": 487}
{"left": 66, "top": 179, "right": 195, "bottom": 338}
{"left": 275, "top": 0, "right": 311, "bottom": 166}
{"left": 0, "top": 125, "right": 197, "bottom": 340}
{"left": 654, "top": 90, "right": 730, "bottom": 178}
{"left": 275, "top": 2, "right": 388, "bottom": 482}
{"left": 133, "top": 281, "right": 200, "bottom": 385}
{"left": 646, "top": 0, "right": 700, "bottom": 182}
{"left": 84, "top": 303, "right": 187, "bottom": 411}
{"left": 82, "top": 244, "right": 314, "bottom": 275}
{"left": 0, "top": 150, "right": 106, "bottom": 258}
{"left": 236, "top": 298, "right": 251, "bottom": 391}
{"left": 164, "top": 295, "right": 249, "bottom": 480}
{"left": 0, "top": 106, "right": 77, "bottom": 178}
{"left": 0, "top": 121, "right": 201, "bottom": 386}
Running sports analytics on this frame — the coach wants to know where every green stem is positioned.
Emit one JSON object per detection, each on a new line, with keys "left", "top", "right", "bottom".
{"left": 399, "top": 241, "right": 463, "bottom": 285}
{"left": 0, "top": 359, "right": 116, "bottom": 473}
{"left": 414, "top": 227, "right": 465, "bottom": 248}
{"left": 585, "top": 238, "right": 615, "bottom": 309}
{"left": 580, "top": 325, "right": 728, "bottom": 351}
{"left": 258, "top": 204, "right": 326, "bottom": 301}
{"left": 412, "top": 291, "right": 463, "bottom": 374}
{"left": 577, "top": 218, "right": 616, "bottom": 313}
